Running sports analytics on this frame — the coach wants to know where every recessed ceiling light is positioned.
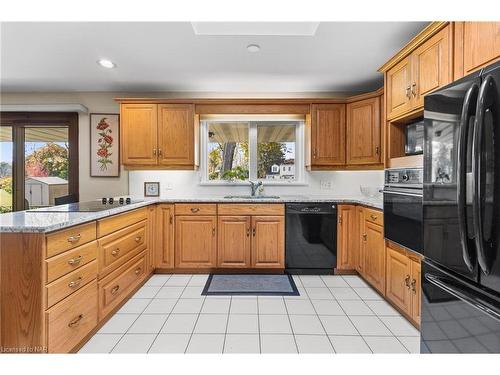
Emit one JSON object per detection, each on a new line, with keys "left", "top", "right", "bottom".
{"left": 247, "top": 44, "right": 260, "bottom": 53}
{"left": 97, "top": 59, "right": 116, "bottom": 69}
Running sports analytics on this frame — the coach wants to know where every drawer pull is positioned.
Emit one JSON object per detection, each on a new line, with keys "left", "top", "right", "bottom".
{"left": 405, "top": 275, "right": 411, "bottom": 289}
{"left": 67, "top": 255, "right": 83, "bottom": 266}
{"left": 135, "top": 236, "right": 142, "bottom": 242}
{"left": 362, "top": 234, "right": 367, "bottom": 241}
{"left": 370, "top": 214, "right": 378, "bottom": 220}
{"left": 68, "top": 277, "right": 83, "bottom": 288}
{"left": 111, "top": 285, "right": 120, "bottom": 295}
{"left": 68, "top": 314, "right": 84, "bottom": 328}
{"left": 411, "top": 279, "right": 417, "bottom": 293}
{"left": 111, "top": 248, "right": 120, "bottom": 256}
{"left": 190, "top": 208, "right": 200, "bottom": 213}
{"left": 67, "top": 234, "right": 81, "bottom": 243}
{"left": 135, "top": 267, "right": 142, "bottom": 275}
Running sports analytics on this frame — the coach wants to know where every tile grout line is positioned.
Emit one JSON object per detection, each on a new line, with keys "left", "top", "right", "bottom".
{"left": 282, "top": 295, "right": 299, "bottom": 353}
{"left": 221, "top": 297, "right": 232, "bottom": 353}
{"left": 184, "top": 277, "right": 207, "bottom": 353}
{"left": 256, "top": 295, "right": 262, "bottom": 353}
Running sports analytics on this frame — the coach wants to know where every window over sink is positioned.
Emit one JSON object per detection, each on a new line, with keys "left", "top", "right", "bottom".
{"left": 200, "top": 115, "right": 304, "bottom": 184}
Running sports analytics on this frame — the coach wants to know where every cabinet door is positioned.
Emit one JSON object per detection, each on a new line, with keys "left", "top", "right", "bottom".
{"left": 363, "top": 221, "right": 385, "bottom": 294}
{"left": 251, "top": 216, "right": 284, "bottom": 268}
{"left": 155, "top": 204, "right": 175, "bottom": 269}
{"left": 147, "top": 205, "right": 156, "bottom": 272}
{"left": 356, "top": 206, "right": 365, "bottom": 274}
{"left": 386, "top": 56, "right": 412, "bottom": 120}
{"left": 411, "top": 25, "right": 452, "bottom": 108}
{"left": 218, "top": 216, "right": 251, "bottom": 268}
{"left": 462, "top": 22, "right": 500, "bottom": 76}
{"left": 311, "top": 104, "right": 346, "bottom": 166}
{"left": 120, "top": 103, "right": 158, "bottom": 165}
{"left": 346, "top": 97, "right": 381, "bottom": 165}
{"left": 175, "top": 216, "right": 217, "bottom": 268}
{"left": 410, "top": 258, "right": 421, "bottom": 325}
{"left": 158, "top": 104, "right": 194, "bottom": 167}
{"left": 336, "top": 205, "right": 357, "bottom": 270}
{"left": 385, "top": 245, "right": 411, "bottom": 315}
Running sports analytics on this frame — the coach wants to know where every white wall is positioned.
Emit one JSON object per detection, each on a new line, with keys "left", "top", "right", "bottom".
{"left": 129, "top": 170, "right": 384, "bottom": 198}
{"left": 1, "top": 91, "right": 383, "bottom": 201}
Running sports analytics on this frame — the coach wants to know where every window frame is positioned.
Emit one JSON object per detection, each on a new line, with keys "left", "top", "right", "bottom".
{"left": 199, "top": 117, "right": 306, "bottom": 185}
{"left": 0, "top": 112, "right": 79, "bottom": 211}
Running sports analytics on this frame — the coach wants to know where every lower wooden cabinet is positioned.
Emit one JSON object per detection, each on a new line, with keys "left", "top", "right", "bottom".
{"left": 175, "top": 215, "right": 217, "bottom": 268}
{"left": 217, "top": 216, "right": 251, "bottom": 268}
{"left": 155, "top": 204, "right": 175, "bottom": 269}
{"left": 363, "top": 220, "right": 385, "bottom": 295}
{"left": 337, "top": 205, "right": 358, "bottom": 270}
{"left": 251, "top": 216, "right": 285, "bottom": 268}
{"left": 356, "top": 206, "right": 365, "bottom": 273}
{"left": 385, "top": 241, "right": 421, "bottom": 325}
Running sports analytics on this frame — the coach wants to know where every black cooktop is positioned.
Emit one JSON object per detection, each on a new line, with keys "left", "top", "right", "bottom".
{"left": 29, "top": 199, "right": 144, "bottom": 213}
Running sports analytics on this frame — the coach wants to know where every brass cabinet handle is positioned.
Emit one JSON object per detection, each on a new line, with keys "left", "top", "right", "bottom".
{"left": 68, "top": 277, "right": 82, "bottom": 288}
{"left": 68, "top": 314, "right": 84, "bottom": 328}
{"left": 313, "top": 149, "right": 317, "bottom": 159}
{"left": 406, "top": 85, "right": 411, "bottom": 99}
{"left": 212, "top": 227, "right": 216, "bottom": 236}
{"left": 338, "top": 216, "right": 342, "bottom": 225}
{"left": 411, "top": 82, "right": 417, "bottom": 97}
{"left": 153, "top": 148, "right": 157, "bottom": 156}
{"left": 169, "top": 214, "right": 173, "bottom": 225}
{"left": 405, "top": 275, "right": 411, "bottom": 289}
{"left": 191, "top": 207, "right": 200, "bottom": 213}
{"left": 252, "top": 227, "right": 256, "bottom": 237}
{"left": 362, "top": 234, "right": 367, "bottom": 241}
{"left": 370, "top": 214, "right": 378, "bottom": 220}
{"left": 111, "top": 285, "right": 120, "bottom": 295}
{"left": 411, "top": 279, "right": 417, "bottom": 293}
{"left": 135, "top": 267, "right": 142, "bottom": 275}
{"left": 67, "top": 234, "right": 81, "bottom": 243}
{"left": 135, "top": 236, "right": 142, "bottom": 242}
{"left": 246, "top": 227, "right": 250, "bottom": 237}
{"left": 67, "top": 255, "right": 82, "bottom": 266}
{"left": 375, "top": 146, "right": 379, "bottom": 155}
{"left": 111, "top": 248, "right": 120, "bottom": 256}
{"left": 158, "top": 149, "right": 162, "bottom": 157}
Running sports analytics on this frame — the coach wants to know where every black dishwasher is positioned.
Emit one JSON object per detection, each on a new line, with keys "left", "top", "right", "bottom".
{"left": 285, "top": 203, "right": 337, "bottom": 275}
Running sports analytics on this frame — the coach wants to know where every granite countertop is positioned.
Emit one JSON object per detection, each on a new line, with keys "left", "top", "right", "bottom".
{"left": 0, "top": 195, "right": 382, "bottom": 233}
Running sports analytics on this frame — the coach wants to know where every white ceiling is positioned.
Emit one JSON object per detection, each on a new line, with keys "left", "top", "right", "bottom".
{"left": 0, "top": 22, "right": 428, "bottom": 93}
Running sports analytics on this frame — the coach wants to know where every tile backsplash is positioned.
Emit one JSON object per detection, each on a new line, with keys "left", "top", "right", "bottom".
{"left": 129, "top": 170, "right": 384, "bottom": 198}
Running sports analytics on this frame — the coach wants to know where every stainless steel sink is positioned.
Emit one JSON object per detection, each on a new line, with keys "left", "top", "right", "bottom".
{"left": 224, "top": 195, "right": 280, "bottom": 199}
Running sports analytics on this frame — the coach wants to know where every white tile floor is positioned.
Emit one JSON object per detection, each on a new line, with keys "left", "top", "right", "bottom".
{"left": 79, "top": 274, "right": 420, "bottom": 354}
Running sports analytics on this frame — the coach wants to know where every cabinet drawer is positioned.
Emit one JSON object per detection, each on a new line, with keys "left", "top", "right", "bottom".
{"left": 98, "top": 220, "right": 147, "bottom": 277}
{"left": 46, "top": 222, "right": 97, "bottom": 258}
{"left": 175, "top": 203, "right": 217, "bottom": 215}
{"left": 218, "top": 204, "right": 285, "bottom": 216}
{"left": 46, "top": 241, "right": 97, "bottom": 283}
{"left": 98, "top": 251, "right": 147, "bottom": 319}
{"left": 46, "top": 260, "right": 97, "bottom": 308}
{"left": 46, "top": 280, "right": 98, "bottom": 353}
{"left": 97, "top": 208, "right": 147, "bottom": 237}
{"left": 364, "top": 207, "right": 383, "bottom": 226}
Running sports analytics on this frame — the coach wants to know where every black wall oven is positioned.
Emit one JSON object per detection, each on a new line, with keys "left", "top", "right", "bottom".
{"left": 383, "top": 168, "right": 423, "bottom": 254}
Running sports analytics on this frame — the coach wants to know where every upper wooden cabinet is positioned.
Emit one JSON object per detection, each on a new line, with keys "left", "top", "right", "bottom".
{"left": 120, "top": 103, "right": 196, "bottom": 169}
{"left": 251, "top": 216, "right": 285, "bottom": 268}
{"left": 346, "top": 96, "right": 381, "bottom": 165}
{"left": 158, "top": 104, "right": 195, "bottom": 166}
{"left": 310, "top": 104, "right": 346, "bottom": 166}
{"left": 120, "top": 103, "right": 158, "bottom": 165}
{"left": 455, "top": 22, "right": 500, "bottom": 79}
{"left": 382, "top": 23, "right": 452, "bottom": 121}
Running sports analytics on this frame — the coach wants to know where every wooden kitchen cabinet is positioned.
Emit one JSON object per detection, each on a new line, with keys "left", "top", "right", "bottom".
{"left": 158, "top": 104, "right": 195, "bottom": 167}
{"left": 336, "top": 205, "right": 357, "bottom": 270}
{"left": 175, "top": 215, "right": 217, "bottom": 268}
{"left": 356, "top": 206, "right": 365, "bottom": 274}
{"left": 251, "top": 216, "right": 285, "bottom": 268}
{"left": 383, "top": 23, "right": 452, "bottom": 120}
{"left": 310, "top": 104, "right": 346, "bottom": 167}
{"left": 410, "top": 257, "right": 421, "bottom": 324}
{"left": 217, "top": 216, "right": 251, "bottom": 268}
{"left": 120, "top": 103, "right": 158, "bottom": 165}
{"left": 386, "top": 244, "right": 412, "bottom": 315}
{"left": 455, "top": 22, "right": 500, "bottom": 79}
{"left": 346, "top": 97, "right": 381, "bottom": 165}
{"left": 363, "top": 220, "right": 385, "bottom": 294}
{"left": 155, "top": 204, "right": 175, "bottom": 269}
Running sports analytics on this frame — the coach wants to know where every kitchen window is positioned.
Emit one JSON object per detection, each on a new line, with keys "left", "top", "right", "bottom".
{"left": 200, "top": 115, "right": 304, "bottom": 184}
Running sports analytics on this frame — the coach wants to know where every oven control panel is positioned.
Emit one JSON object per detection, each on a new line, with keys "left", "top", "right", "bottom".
{"left": 385, "top": 168, "right": 423, "bottom": 186}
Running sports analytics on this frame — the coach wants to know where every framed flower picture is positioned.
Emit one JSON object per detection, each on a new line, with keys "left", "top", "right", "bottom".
{"left": 90, "top": 113, "right": 120, "bottom": 177}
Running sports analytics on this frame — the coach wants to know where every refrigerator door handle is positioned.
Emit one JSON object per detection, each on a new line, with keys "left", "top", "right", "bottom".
{"left": 457, "top": 83, "right": 479, "bottom": 272}
{"left": 425, "top": 273, "right": 500, "bottom": 322}
{"left": 472, "top": 75, "right": 495, "bottom": 275}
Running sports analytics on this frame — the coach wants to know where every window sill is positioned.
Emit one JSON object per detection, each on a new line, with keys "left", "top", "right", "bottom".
{"left": 199, "top": 180, "right": 308, "bottom": 187}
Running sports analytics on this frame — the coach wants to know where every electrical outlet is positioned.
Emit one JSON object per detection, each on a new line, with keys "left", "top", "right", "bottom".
{"left": 320, "top": 180, "right": 334, "bottom": 190}
{"left": 164, "top": 182, "right": 173, "bottom": 191}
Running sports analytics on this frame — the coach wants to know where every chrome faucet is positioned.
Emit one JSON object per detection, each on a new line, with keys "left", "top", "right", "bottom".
{"left": 249, "top": 180, "right": 263, "bottom": 196}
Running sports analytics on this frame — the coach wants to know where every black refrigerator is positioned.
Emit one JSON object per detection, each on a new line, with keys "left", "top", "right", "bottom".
{"left": 422, "top": 60, "right": 500, "bottom": 353}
